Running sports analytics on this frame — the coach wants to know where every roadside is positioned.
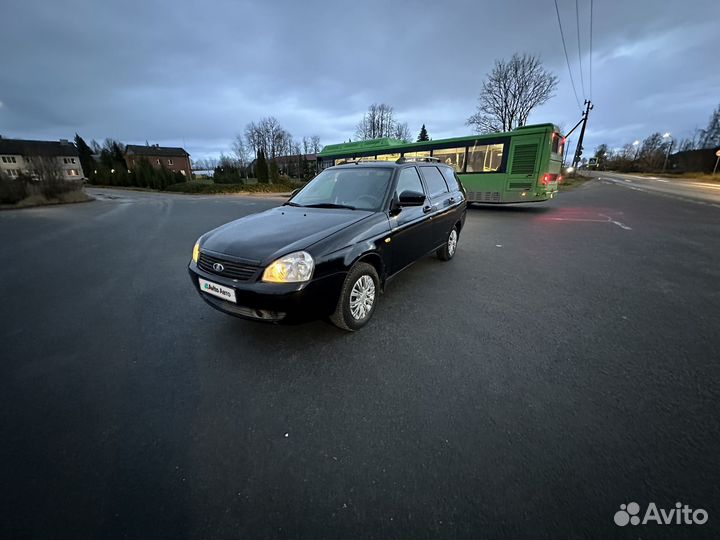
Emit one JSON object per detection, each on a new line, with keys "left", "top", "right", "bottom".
{"left": 88, "top": 181, "right": 298, "bottom": 197}
{"left": 559, "top": 171, "right": 591, "bottom": 191}
{"left": 86, "top": 186, "right": 293, "bottom": 201}
{"left": 0, "top": 175, "right": 94, "bottom": 210}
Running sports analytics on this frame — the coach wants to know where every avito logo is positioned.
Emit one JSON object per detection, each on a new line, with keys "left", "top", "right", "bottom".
{"left": 614, "top": 501, "right": 708, "bottom": 527}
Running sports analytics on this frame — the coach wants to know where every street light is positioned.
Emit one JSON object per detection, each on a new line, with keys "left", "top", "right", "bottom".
{"left": 662, "top": 133, "right": 673, "bottom": 173}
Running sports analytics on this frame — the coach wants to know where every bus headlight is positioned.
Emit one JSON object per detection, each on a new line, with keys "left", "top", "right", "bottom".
{"left": 262, "top": 251, "right": 314, "bottom": 283}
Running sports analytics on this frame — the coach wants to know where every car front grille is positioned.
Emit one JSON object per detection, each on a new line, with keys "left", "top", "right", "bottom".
{"left": 198, "top": 252, "right": 259, "bottom": 281}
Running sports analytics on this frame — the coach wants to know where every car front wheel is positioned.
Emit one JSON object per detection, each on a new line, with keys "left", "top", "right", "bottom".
{"left": 436, "top": 226, "right": 459, "bottom": 261}
{"left": 330, "top": 262, "right": 379, "bottom": 331}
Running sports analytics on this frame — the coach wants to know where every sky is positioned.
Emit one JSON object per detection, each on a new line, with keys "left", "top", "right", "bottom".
{"left": 1, "top": 0, "right": 719, "bottom": 161}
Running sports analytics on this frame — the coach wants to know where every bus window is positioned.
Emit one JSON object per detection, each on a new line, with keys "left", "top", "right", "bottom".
{"left": 403, "top": 150, "right": 431, "bottom": 159}
{"left": 467, "top": 143, "right": 504, "bottom": 172}
{"left": 374, "top": 153, "right": 401, "bottom": 162}
{"left": 432, "top": 147, "right": 465, "bottom": 172}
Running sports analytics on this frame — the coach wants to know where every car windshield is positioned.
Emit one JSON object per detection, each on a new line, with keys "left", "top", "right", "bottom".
{"left": 289, "top": 167, "right": 392, "bottom": 211}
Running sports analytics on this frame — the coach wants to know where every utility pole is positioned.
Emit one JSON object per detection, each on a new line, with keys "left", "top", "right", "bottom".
{"left": 572, "top": 100, "right": 593, "bottom": 168}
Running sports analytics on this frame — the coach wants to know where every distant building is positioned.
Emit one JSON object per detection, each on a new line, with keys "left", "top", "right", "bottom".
{"left": 0, "top": 137, "right": 84, "bottom": 179}
{"left": 271, "top": 153, "right": 317, "bottom": 177}
{"left": 125, "top": 144, "right": 191, "bottom": 177}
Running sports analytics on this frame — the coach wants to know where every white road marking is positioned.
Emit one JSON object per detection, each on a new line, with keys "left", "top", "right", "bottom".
{"left": 598, "top": 213, "right": 633, "bottom": 230}
{"left": 545, "top": 213, "right": 632, "bottom": 230}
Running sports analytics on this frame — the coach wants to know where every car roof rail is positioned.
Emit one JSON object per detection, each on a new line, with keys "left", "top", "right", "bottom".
{"left": 338, "top": 157, "right": 383, "bottom": 164}
{"left": 396, "top": 156, "right": 440, "bottom": 164}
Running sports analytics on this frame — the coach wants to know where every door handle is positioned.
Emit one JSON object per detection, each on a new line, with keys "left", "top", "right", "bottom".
{"left": 423, "top": 205, "right": 433, "bottom": 214}
{"left": 448, "top": 197, "right": 456, "bottom": 203}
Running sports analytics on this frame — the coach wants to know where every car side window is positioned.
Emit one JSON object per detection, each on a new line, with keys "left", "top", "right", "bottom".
{"left": 440, "top": 167, "right": 462, "bottom": 190}
{"left": 421, "top": 166, "right": 449, "bottom": 197}
{"left": 395, "top": 167, "right": 425, "bottom": 197}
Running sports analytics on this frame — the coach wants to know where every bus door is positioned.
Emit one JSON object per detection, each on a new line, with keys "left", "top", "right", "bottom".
{"left": 506, "top": 134, "right": 543, "bottom": 193}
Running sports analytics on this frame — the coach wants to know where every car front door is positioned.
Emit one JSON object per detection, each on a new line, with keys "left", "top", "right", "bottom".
{"left": 388, "top": 166, "right": 435, "bottom": 274}
{"left": 418, "top": 165, "right": 456, "bottom": 248}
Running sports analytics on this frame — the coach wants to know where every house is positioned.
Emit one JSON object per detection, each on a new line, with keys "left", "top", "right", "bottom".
{"left": 270, "top": 153, "right": 317, "bottom": 178}
{"left": 0, "top": 137, "right": 84, "bottom": 180}
{"left": 125, "top": 144, "right": 191, "bottom": 177}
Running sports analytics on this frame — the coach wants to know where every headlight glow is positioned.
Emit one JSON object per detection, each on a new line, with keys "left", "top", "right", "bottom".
{"left": 262, "top": 251, "right": 314, "bottom": 283}
{"left": 192, "top": 242, "right": 200, "bottom": 263}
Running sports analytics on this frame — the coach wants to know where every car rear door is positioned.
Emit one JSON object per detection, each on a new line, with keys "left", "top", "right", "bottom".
{"left": 418, "top": 165, "right": 457, "bottom": 248}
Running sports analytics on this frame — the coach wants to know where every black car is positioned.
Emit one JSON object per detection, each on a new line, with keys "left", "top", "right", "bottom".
{"left": 188, "top": 158, "right": 467, "bottom": 330}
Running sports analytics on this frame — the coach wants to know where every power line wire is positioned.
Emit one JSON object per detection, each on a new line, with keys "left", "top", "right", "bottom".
{"left": 554, "top": 0, "right": 582, "bottom": 111}
{"left": 589, "top": 0, "right": 594, "bottom": 100}
{"left": 575, "top": 0, "right": 586, "bottom": 98}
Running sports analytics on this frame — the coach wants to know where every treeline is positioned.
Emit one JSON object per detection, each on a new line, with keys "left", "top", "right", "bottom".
{"left": 193, "top": 117, "right": 323, "bottom": 183}
{"left": 75, "top": 134, "right": 186, "bottom": 189}
{"left": 594, "top": 104, "right": 720, "bottom": 173}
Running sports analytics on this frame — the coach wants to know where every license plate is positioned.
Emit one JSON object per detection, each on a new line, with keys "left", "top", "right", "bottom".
{"left": 199, "top": 278, "right": 236, "bottom": 303}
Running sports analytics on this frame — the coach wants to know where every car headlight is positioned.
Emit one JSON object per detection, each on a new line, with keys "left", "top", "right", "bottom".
{"left": 262, "top": 251, "right": 314, "bottom": 283}
{"left": 192, "top": 242, "right": 200, "bottom": 263}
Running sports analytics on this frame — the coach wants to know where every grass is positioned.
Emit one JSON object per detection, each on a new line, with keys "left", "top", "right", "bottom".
{"left": 164, "top": 181, "right": 300, "bottom": 194}
{"left": 0, "top": 190, "right": 93, "bottom": 210}
{"left": 559, "top": 172, "right": 591, "bottom": 191}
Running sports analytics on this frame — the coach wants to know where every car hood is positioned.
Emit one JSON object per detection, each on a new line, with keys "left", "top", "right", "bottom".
{"left": 201, "top": 205, "right": 373, "bottom": 263}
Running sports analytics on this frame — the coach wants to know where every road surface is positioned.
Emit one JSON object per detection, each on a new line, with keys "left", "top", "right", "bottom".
{"left": 591, "top": 170, "right": 720, "bottom": 205}
{"left": 1, "top": 181, "right": 718, "bottom": 539}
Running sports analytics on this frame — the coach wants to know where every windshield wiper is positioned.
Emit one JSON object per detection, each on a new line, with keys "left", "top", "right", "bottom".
{"left": 284, "top": 201, "right": 303, "bottom": 207}
{"left": 302, "top": 203, "right": 357, "bottom": 210}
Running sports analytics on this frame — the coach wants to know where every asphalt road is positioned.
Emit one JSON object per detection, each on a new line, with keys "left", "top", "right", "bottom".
{"left": 1, "top": 181, "right": 719, "bottom": 539}
{"left": 590, "top": 170, "right": 720, "bottom": 205}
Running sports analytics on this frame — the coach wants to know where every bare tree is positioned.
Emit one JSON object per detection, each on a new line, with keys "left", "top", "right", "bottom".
{"left": 392, "top": 122, "right": 412, "bottom": 143}
{"left": 698, "top": 103, "right": 720, "bottom": 149}
{"left": 302, "top": 135, "right": 323, "bottom": 155}
{"left": 244, "top": 117, "right": 294, "bottom": 159}
{"left": 466, "top": 53, "right": 558, "bottom": 134}
{"left": 231, "top": 135, "right": 250, "bottom": 168}
{"left": 355, "top": 103, "right": 405, "bottom": 140}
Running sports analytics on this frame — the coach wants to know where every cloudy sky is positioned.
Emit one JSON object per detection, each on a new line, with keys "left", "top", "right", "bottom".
{"left": 1, "top": 0, "right": 718, "bottom": 160}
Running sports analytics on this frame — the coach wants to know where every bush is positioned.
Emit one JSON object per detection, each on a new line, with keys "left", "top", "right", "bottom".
{"left": 41, "top": 176, "right": 77, "bottom": 199}
{"left": 0, "top": 173, "right": 29, "bottom": 204}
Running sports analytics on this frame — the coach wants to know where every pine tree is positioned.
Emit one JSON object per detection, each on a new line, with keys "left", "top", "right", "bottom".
{"left": 256, "top": 149, "right": 269, "bottom": 184}
{"left": 269, "top": 160, "right": 280, "bottom": 184}
{"left": 417, "top": 124, "right": 430, "bottom": 142}
{"left": 74, "top": 134, "right": 96, "bottom": 182}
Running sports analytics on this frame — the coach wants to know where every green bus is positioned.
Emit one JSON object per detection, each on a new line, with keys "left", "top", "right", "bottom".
{"left": 317, "top": 123, "right": 565, "bottom": 203}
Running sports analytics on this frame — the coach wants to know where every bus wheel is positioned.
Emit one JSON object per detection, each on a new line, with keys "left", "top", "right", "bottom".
{"left": 437, "top": 226, "right": 458, "bottom": 261}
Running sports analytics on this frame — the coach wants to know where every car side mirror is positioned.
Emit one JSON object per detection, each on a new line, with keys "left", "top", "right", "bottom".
{"left": 398, "top": 190, "right": 426, "bottom": 206}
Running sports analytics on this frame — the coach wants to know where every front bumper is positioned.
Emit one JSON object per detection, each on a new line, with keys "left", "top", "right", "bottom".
{"left": 188, "top": 261, "right": 346, "bottom": 323}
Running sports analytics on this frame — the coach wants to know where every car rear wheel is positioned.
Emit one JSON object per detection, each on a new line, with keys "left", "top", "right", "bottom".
{"left": 436, "top": 226, "right": 459, "bottom": 261}
{"left": 330, "top": 262, "right": 379, "bottom": 331}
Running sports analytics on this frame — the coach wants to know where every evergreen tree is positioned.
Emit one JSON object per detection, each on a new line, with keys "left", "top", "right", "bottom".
{"left": 74, "top": 134, "right": 96, "bottom": 182}
{"left": 269, "top": 160, "right": 280, "bottom": 184}
{"left": 417, "top": 124, "right": 430, "bottom": 142}
{"left": 256, "top": 149, "right": 269, "bottom": 183}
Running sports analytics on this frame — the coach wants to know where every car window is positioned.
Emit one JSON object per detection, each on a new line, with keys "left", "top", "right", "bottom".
{"left": 395, "top": 167, "right": 425, "bottom": 197}
{"left": 291, "top": 167, "right": 392, "bottom": 211}
{"left": 440, "top": 167, "right": 462, "bottom": 191}
{"left": 420, "top": 166, "right": 449, "bottom": 197}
